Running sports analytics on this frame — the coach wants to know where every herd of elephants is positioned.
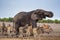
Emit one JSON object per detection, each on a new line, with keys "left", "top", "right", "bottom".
{"left": 0, "top": 9, "right": 54, "bottom": 37}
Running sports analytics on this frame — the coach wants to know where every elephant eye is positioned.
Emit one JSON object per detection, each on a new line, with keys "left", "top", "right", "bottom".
{"left": 42, "top": 12, "right": 44, "bottom": 14}
{"left": 34, "top": 13, "right": 37, "bottom": 14}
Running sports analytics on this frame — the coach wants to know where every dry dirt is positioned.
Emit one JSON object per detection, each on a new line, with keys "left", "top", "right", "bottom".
{"left": 0, "top": 22, "right": 60, "bottom": 40}
{"left": 0, "top": 36, "right": 60, "bottom": 40}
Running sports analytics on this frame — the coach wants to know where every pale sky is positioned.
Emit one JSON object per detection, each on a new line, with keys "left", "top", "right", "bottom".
{"left": 0, "top": 0, "right": 60, "bottom": 20}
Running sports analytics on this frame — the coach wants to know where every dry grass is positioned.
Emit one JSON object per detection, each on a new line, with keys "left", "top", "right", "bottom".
{"left": 0, "top": 36, "right": 60, "bottom": 40}
{"left": 0, "top": 23, "right": 60, "bottom": 40}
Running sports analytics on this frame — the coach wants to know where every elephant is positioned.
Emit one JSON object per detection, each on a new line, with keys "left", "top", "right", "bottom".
{"left": 13, "top": 9, "right": 53, "bottom": 36}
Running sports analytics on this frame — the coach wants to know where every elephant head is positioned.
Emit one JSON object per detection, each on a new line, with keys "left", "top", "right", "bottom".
{"left": 44, "top": 11, "right": 53, "bottom": 18}
{"left": 31, "top": 9, "right": 53, "bottom": 21}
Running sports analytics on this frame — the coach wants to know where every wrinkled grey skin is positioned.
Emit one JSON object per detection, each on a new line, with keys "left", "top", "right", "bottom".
{"left": 13, "top": 9, "right": 53, "bottom": 35}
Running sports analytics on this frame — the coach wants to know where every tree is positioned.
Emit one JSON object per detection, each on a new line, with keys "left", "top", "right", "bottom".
{"left": 54, "top": 19, "right": 60, "bottom": 23}
{"left": 0, "top": 17, "right": 13, "bottom": 22}
{"left": 8, "top": 17, "right": 13, "bottom": 22}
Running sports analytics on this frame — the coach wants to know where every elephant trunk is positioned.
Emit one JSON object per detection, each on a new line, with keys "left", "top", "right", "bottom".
{"left": 45, "top": 11, "right": 53, "bottom": 18}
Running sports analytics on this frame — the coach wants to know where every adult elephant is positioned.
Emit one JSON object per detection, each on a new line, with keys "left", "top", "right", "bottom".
{"left": 13, "top": 9, "right": 53, "bottom": 35}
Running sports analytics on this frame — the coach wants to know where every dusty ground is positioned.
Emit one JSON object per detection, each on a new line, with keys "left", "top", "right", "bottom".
{"left": 0, "top": 22, "right": 60, "bottom": 40}
{"left": 0, "top": 36, "right": 60, "bottom": 40}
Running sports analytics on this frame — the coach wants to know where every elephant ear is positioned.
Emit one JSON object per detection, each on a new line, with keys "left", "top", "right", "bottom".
{"left": 31, "top": 12, "right": 38, "bottom": 20}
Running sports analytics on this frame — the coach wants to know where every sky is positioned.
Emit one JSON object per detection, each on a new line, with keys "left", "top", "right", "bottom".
{"left": 0, "top": 0, "right": 60, "bottom": 20}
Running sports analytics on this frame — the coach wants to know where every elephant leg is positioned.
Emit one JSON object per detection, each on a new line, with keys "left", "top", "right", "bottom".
{"left": 15, "top": 27, "right": 19, "bottom": 35}
{"left": 32, "top": 20, "right": 37, "bottom": 28}
{"left": 15, "top": 23, "right": 20, "bottom": 36}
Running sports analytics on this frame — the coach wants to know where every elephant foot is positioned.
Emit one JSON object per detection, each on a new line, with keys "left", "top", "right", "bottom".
{"left": 16, "top": 35, "right": 19, "bottom": 38}
{"left": 15, "top": 32, "right": 19, "bottom": 37}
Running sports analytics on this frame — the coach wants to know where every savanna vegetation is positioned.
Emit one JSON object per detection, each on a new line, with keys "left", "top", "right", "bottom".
{"left": 38, "top": 19, "right": 60, "bottom": 23}
{"left": 0, "top": 17, "right": 13, "bottom": 22}
{"left": 0, "top": 17, "right": 60, "bottom": 23}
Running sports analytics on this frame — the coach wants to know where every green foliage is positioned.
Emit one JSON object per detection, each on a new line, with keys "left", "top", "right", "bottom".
{"left": 38, "top": 19, "right": 60, "bottom": 23}
{"left": 0, "top": 17, "right": 13, "bottom": 22}
{"left": 54, "top": 19, "right": 60, "bottom": 23}
{"left": 8, "top": 17, "right": 13, "bottom": 22}
{"left": 0, "top": 17, "right": 60, "bottom": 23}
